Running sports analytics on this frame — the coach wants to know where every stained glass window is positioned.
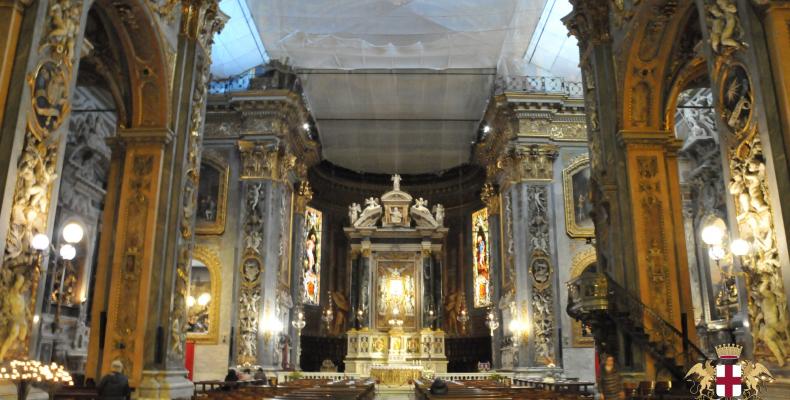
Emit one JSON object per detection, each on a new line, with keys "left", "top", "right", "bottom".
{"left": 303, "top": 207, "right": 322, "bottom": 305}
{"left": 473, "top": 208, "right": 492, "bottom": 308}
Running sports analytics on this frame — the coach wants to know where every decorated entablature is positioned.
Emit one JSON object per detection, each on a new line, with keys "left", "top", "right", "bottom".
{"left": 474, "top": 77, "right": 585, "bottom": 191}
{"left": 204, "top": 63, "right": 321, "bottom": 182}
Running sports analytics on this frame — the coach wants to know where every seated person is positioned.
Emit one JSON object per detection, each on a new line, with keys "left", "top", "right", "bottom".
{"left": 253, "top": 368, "right": 267, "bottom": 381}
{"left": 98, "top": 360, "right": 131, "bottom": 400}
{"left": 238, "top": 368, "right": 253, "bottom": 381}
{"left": 222, "top": 369, "right": 239, "bottom": 391}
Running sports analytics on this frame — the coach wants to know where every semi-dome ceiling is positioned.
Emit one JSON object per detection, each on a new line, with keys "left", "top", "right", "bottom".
{"left": 210, "top": 0, "right": 581, "bottom": 174}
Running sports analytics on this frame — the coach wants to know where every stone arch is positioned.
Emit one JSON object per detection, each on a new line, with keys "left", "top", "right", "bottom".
{"left": 620, "top": 1, "right": 698, "bottom": 130}
{"left": 80, "top": 0, "right": 171, "bottom": 129}
{"left": 569, "top": 246, "right": 597, "bottom": 279}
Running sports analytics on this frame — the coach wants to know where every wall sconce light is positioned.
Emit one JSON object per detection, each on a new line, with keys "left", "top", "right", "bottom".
{"left": 508, "top": 316, "right": 528, "bottom": 346}
{"left": 700, "top": 219, "right": 741, "bottom": 328}
{"left": 484, "top": 309, "right": 500, "bottom": 337}
{"left": 260, "top": 313, "right": 283, "bottom": 344}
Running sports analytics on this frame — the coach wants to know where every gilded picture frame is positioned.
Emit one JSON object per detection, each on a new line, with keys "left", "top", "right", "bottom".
{"left": 195, "top": 153, "right": 229, "bottom": 235}
{"left": 187, "top": 245, "right": 222, "bottom": 344}
{"left": 562, "top": 154, "right": 595, "bottom": 238}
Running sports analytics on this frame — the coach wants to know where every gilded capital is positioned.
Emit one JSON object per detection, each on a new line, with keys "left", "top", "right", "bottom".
{"left": 180, "top": 0, "right": 227, "bottom": 51}
{"left": 480, "top": 182, "right": 500, "bottom": 215}
{"left": 238, "top": 140, "right": 295, "bottom": 182}
{"left": 494, "top": 143, "right": 559, "bottom": 185}
{"left": 294, "top": 181, "right": 314, "bottom": 213}
{"left": 562, "top": 1, "right": 611, "bottom": 47}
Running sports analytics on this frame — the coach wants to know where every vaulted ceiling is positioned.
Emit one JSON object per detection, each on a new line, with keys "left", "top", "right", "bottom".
{"left": 210, "top": 0, "right": 581, "bottom": 174}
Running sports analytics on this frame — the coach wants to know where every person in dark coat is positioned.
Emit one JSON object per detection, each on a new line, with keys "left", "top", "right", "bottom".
{"left": 599, "top": 355, "right": 624, "bottom": 400}
{"left": 98, "top": 360, "right": 130, "bottom": 400}
{"left": 253, "top": 368, "right": 267, "bottom": 381}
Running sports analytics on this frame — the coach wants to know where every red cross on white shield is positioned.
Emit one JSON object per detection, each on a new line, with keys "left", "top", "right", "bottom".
{"left": 716, "top": 364, "right": 742, "bottom": 398}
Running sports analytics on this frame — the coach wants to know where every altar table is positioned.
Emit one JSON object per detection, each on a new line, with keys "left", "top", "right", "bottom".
{"left": 369, "top": 365, "right": 423, "bottom": 386}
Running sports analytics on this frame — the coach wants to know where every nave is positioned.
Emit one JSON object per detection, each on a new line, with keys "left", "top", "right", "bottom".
{"left": 1, "top": 0, "right": 789, "bottom": 399}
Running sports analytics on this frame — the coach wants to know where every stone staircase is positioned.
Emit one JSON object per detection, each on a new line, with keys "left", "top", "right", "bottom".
{"left": 567, "top": 272, "right": 709, "bottom": 380}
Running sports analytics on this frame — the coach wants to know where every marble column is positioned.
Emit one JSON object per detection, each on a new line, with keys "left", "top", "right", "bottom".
{"left": 234, "top": 140, "right": 297, "bottom": 371}
{"left": 79, "top": 3, "right": 226, "bottom": 397}
{"left": 490, "top": 144, "right": 560, "bottom": 372}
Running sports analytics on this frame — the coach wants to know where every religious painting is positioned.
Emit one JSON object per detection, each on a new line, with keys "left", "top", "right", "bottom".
{"left": 563, "top": 155, "right": 595, "bottom": 237}
{"left": 195, "top": 156, "right": 228, "bottom": 235}
{"left": 375, "top": 258, "right": 418, "bottom": 330}
{"left": 472, "top": 208, "right": 492, "bottom": 308}
{"left": 303, "top": 207, "right": 322, "bottom": 305}
{"left": 573, "top": 321, "right": 595, "bottom": 347}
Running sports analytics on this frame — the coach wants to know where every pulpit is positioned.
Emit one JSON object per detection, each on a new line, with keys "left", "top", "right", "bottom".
{"left": 343, "top": 175, "right": 448, "bottom": 377}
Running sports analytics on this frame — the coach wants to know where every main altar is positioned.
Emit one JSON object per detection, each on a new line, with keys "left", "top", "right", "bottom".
{"left": 343, "top": 175, "right": 449, "bottom": 382}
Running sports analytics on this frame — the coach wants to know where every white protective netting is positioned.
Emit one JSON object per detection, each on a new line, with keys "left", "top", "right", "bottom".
{"left": 247, "top": 0, "right": 547, "bottom": 75}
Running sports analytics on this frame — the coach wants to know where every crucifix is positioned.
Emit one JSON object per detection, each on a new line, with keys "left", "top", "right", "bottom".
{"left": 391, "top": 174, "right": 402, "bottom": 191}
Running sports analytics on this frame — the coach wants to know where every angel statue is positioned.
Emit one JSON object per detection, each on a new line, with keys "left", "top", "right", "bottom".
{"left": 354, "top": 197, "right": 382, "bottom": 228}
{"left": 411, "top": 198, "right": 438, "bottom": 228}
{"left": 432, "top": 204, "right": 445, "bottom": 226}
{"left": 348, "top": 203, "right": 361, "bottom": 225}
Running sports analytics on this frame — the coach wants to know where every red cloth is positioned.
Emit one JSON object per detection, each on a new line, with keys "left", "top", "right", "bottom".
{"left": 185, "top": 341, "right": 195, "bottom": 381}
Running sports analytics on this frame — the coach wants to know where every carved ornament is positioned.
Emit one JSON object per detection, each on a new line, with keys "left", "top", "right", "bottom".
{"left": 480, "top": 183, "right": 500, "bottom": 215}
{"left": 526, "top": 185, "right": 555, "bottom": 364}
{"left": 728, "top": 126, "right": 790, "bottom": 366}
{"left": 238, "top": 140, "right": 296, "bottom": 182}
{"left": 0, "top": 0, "right": 83, "bottom": 361}
{"left": 493, "top": 144, "right": 559, "bottom": 186}
{"left": 705, "top": 0, "right": 746, "bottom": 54}
{"left": 294, "top": 181, "right": 313, "bottom": 214}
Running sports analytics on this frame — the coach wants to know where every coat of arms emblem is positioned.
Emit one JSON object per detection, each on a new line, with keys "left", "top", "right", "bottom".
{"left": 685, "top": 344, "right": 773, "bottom": 399}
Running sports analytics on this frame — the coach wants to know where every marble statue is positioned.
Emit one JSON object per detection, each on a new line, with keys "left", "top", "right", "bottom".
{"left": 391, "top": 174, "right": 402, "bottom": 191}
{"left": 354, "top": 197, "right": 382, "bottom": 228}
{"left": 390, "top": 206, "right": 403, "bottom": 224}
{"left": 729, "top": 134, "right": 790, "bottom": 365}
{"left": 707, "top": 0, "right": 743, "bottom": 52}
{"left": 0, "top": 274, "right": 28, "bottom": 360}
{"left": 432, "top": 204, "right": 445, "bottom": 226}
{"left": 411, "top": 198, "right": 438, "bottom": 228}
{"left": 348, "top": 202, "right": 361, "bottom": 225}
{"left": 757, "top": 279, "right": 788, "bottom": 366}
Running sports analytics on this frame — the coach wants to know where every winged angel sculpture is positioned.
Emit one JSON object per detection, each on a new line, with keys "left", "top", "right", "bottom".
{"left": 685, "top": 359, "right": 773, "bottom": 400}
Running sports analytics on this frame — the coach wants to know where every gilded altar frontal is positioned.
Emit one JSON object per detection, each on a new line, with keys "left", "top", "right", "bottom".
{"left": 0, "top": 1, "right": 788, "bottom": 399}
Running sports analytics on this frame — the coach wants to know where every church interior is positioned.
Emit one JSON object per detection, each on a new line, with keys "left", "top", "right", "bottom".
{"left": 0, "top": 0, "right": 789, "bottom": 399}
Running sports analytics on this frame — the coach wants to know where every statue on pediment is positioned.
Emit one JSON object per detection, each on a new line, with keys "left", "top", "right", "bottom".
{"left": 354, "top": 197, "right": 382, "bottom": 228}
{"left": 411, "top": 198, "right": 438, "bottom": 228}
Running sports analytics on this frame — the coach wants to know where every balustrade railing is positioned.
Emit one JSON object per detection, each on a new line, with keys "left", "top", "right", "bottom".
{"left": 495, "top": 76, "right": 584, "bottom": 98}
{"left": 605, "top": 277, "right": 709, "bottom": 368}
